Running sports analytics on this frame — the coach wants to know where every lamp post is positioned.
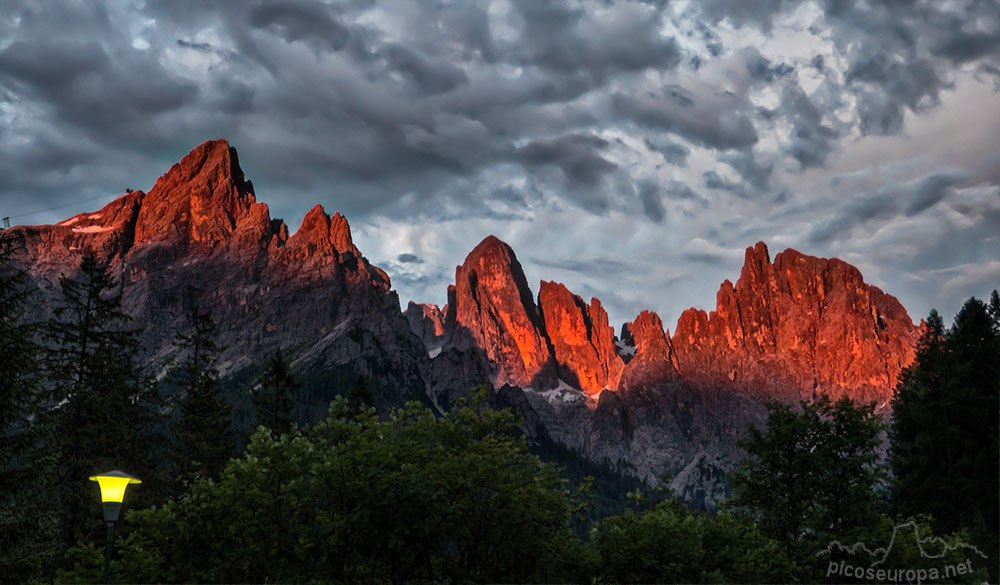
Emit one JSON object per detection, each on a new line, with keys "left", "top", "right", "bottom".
{"left": 89, "top": 471, "right": 141, "bottom": 585}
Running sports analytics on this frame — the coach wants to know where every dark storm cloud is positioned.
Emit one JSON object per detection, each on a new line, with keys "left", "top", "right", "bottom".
{"left": 2, "top": 0, "right": 991, "bottom": 228}
{"left": 937, "top": 33, "right": 1000, "bottom": 64}
{"left": 0, "top": 5, "right": 205, "bottom": 223}
{"left": 0, "top": 41, "right": 107, "bottom": 88}
{"left": 718, "top": 151, "right": 772, "bottom": 192}
{"left": 248, "top": 0, "right": 351, "bottom": 52}
{"left": 905, "top": 173, "right": 964, "bottom": 216}
{"left": 682, "top": 247, "right": 737, "bottom": 267}
{"left": 807, "top": 189, "right": 898, "bottom": 245}
{"left": 805, "top": 164, "right": 995, "bottom": 245}
{"left": 692, "top": 0, "right": 999, "bottom": 137}
{"left": 3, "top": 0, "right": 679, "bottom": 221}
{"left": 779, "top": 83, "right": 840, "bottom": 169}
{"left": 664, "top": 180, "right": 709, "bottom": 208}
{"left": 397, "top": 253, "right": 424, "bottom": 264}
{"left": 382, "top": 45, "right": 468, "bottom": 95}
{"left": 530, "top": 256, "right": 634, "bottom": 278}
{"left": 177, "top": 40, "right": 216, "bottom": 53}
{"left": 692, "top": 0, "right": 793, "bottom": 32}
{"left": 744, "top": 51, "right": 794, "bottom": 83}
{"left": 513, "top": 134, "right": 618, "bottom": 190}
{"left": 830, "top": 1, "right": 997, "bottom": 136}
{"left": 644, "top": 137, "right": 690, "bottom": 167}
{"left": 637, "top": 181, "right": 667, "bottom": 223}
{"left": 0, "top": 40, "right": 196, "bottom": 128}
{"left": 611, "top": 90, "right": 758, "bottom": 151}
{"left": 704, "top": 171, "right": 749, "bottom": 199}
{"left": 511, "top": 0, "right": 681, "bottom": 80}
{"left": 846, "top": 54, "right": 947, "bottom": 136}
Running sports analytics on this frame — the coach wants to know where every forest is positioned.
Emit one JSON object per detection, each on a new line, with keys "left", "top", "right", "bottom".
{"left": 1, "top": 234, "right": 997, "bottom": 584}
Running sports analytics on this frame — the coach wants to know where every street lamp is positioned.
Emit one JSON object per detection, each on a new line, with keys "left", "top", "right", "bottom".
{"left": 89, "top": 470, "right": 141, "bottom": 585}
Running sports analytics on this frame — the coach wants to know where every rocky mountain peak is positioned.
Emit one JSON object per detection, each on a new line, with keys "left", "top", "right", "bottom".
{"left": 619, "top": 310, "right": 680, "bottom": 391}
{"left": 133, "top": 139, "right": 257, "bottom": 249}
{"left": 537, "top": 281, "right": 622, "bottom": 395}
{"left": 671, "top": 242, "right": 919, "bottom": 404}
{"left": 442, "top": 235, "right": 555, "bottom": 389}
{"left": 286, "top": 204, "right": 360, "bottom": 259}
{"left": 405, "top": 301, "right": 446, "bottom": 349}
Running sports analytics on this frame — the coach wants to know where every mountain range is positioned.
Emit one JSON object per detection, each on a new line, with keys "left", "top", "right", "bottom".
{"left": 7, "top": 139, "right": 921, "bottom": 508}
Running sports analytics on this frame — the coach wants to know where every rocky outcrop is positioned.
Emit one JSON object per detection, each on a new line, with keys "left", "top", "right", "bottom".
{"left": 405, "top": 302, "right": 446, "bottom": 350}
{"left": 619, "top": 310, "right": 680, "bottom": 391}
{"left": 538, "top": 281, "right": 623, "bottom": 395}
{"left": 442, "top": 236, "right": 555, "bottom": 389}
{"left": 11, "top": 191, "right": 144, "bottom": 282}
{"left": 283, "top": 204, "right": 360, "bottom": 263}
{"left": 671, "top": 242, "right": 919, "bottom": 406}
{"left": 8, "top": 139, "right": 428, "bottom": 416}
{"left": 420, "top": 238, "right": 920, "bottom": 508}
{"left": 133, "top": 139, "right": 260, "bottom": 251}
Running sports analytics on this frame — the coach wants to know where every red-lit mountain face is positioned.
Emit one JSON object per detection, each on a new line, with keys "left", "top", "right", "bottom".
{"left": 671, "top": 242, "right": 920, "bottom": 405}
{"left": 9, "top": 139, "right": 921, "bottom": 509}
{"left": 9, "top": 139, "right": 429, "bottom": 414}
{"left": 426, "top": 235, "right": 919, "bottom": 409}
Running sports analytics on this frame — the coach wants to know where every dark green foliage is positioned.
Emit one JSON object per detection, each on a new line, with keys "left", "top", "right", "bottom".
{"left": 589, "top": 498, "right": 795, "bottom": 584}
{"left": 169, "top": 306, "right": 234, "bottom": 494}
{"left": 0, "top": 233, "right": 54, "bottom": 581}
{"left": 62, "top": 397, "right": 587, "bottom": 584}
{"left": 251, "top": 348, "right": 299, "bottom": 436}
{"left": 727, "top": 383, "right": 992, "bottom": 582}
{"left": 42, "top": 256, "right": 158, "bottom": 556}
{"left": 891, "top": 294, "right": 1000, "bottom": 577}
{"left": 729, "top": 395, "right": 885, "bottom": 557}
{"left": 348, "top": 374, "right": 375, "bottom": 414}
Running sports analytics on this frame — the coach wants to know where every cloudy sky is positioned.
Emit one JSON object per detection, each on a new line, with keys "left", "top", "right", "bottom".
{"left": 1, "top": 0, "right": 998, "bottom": 330}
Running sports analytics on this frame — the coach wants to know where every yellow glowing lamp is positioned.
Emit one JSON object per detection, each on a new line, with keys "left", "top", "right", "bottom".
{"left": 89, "top": 470, "right": 141, "bottom": 523}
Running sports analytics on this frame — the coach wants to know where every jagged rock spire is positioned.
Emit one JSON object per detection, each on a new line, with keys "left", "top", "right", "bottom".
{"left": 134, "top": 139, "right": 257, "bottom": 248}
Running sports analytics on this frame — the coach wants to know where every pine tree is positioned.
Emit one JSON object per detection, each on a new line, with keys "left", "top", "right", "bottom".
{"left": 170, "top": 306, "right": 234, "bottom": 495}
{"left": 890, "top": 310, "right": 946, "bottom": 518}
{"left": 891, "top": 296, "right": 1000, "bottom": 577}
{"left": 0, "top": 233, "right": 54, "bottom": 581}
{"left": 252, "top": 348, "right": 299, "bottom": 436}
{"left": 42, "top": 256, "right": 157, "bottom": 555}
{"left": 989, "top": 289, "right": 1000, "bottom": 333}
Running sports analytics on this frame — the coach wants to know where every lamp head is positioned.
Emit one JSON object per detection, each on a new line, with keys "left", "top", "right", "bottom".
{"left": 89, "top": 470, "right": 141, "bottom": 523}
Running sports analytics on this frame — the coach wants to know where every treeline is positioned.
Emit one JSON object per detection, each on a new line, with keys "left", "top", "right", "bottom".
{"left": 1, "top": 233, "right": 997, "bottom": 583}
{"left": 0, "top": 239, "right": 297, "bottom": 583}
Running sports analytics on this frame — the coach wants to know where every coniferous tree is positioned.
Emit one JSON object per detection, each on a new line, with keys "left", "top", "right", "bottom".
{"left": 252, "top": 348, "right": 298, "bottom": 436}
{"left": 42, "top": 256, "right": 157, "bottom": 555}
{"left": 891, "top": 295, "right": 1000, "bottom": 575}
{"left": 348, "top": 374, "right": 375, "bottom": 415}
{"left": 890, "top": 310, "right": 946, "bottom": 516}
{"left": 0, "top": 233, "right": 54, "bottom": 580}
{"left": 729, "top": 395, "right": 885, "bottom": 556}
{"left": 990, "top": 290, "right": 1000, "bottom": 329}
{"left": 170, "top": 306, "right": 234, "bottom": 495}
